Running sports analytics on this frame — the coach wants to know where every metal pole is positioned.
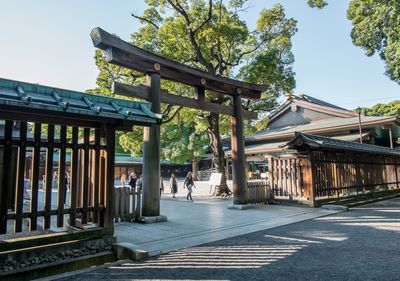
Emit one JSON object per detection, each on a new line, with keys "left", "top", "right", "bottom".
{"left": 389, "top": 126, "right": 394, "bottom": 149}
{"left": 357, "top": 107, "right": 363, "bottom": 144}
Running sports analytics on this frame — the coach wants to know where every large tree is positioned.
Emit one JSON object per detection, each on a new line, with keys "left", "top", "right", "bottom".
{"left": 309, "top": 0, "right": 400, "bottom": 84}
{"left": 92, "top": 0, "right": 297, "bottom": 194}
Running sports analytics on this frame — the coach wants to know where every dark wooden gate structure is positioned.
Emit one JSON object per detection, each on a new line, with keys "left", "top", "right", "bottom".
{"left": 91, "top": 27, "right": 266, "bottom": 213}
{"left": 0, "top": 78, "right": 159, "bottom": 236}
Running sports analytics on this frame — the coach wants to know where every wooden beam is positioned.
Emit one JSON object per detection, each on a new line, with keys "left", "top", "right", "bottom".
{"left": 91, "top": 27, "right": 266, "bottom": 99}
{"left": 112, "top": 82, "right": 258, "bottom": 120}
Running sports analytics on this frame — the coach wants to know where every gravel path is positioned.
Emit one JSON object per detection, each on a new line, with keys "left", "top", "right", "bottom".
{"left": 55, "top": 197, "right": 400, "bottom": 281}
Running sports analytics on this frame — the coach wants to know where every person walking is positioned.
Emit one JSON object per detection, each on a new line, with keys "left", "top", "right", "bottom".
{"left": 128, "top": 172, "right": 137, "bottom": 189}
{"left": 169, "top": 173, "right": 178, "bottom": 198}
{"left": 160, "top": 176, "right": 164, "bottom": 196}
{"left": 120, "top": 173, "right": 127, "bottom": 186}
{"left": 183, "top": 171, "right": 196, "bottom": 202}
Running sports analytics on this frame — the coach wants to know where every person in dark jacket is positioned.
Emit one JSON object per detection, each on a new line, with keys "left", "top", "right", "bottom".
{"left": 170, "top": 173, "right": 178, "bottom": 198}
{"left": 128, "top": 172, "right": 137, "bottom": 189}
{"left": 183, "top": 171, "right": 196, "bottom": 202}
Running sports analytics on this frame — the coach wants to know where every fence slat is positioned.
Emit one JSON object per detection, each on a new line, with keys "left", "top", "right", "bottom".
{"left": 93, "top": 128, "right": 101, "bottom": 224}
{"left": 14, "top": 121, "right": 27, "bottom": 233}
{"left": 0, "top": 120, "right": 13, "bottom": 234}
{"left": 30, "top": 123, "right": 41, "bottom": 231}
{"left": 57, "top": 125, "right": 67, "bottom": 227}
{"left": 69, "top": 127, "right": 79, "bottom": 227}
{"left": 81, "top": 128, "right": 90, "bottom": 224}
{"left": 44, "top": 124, "right": 55, "bottom": 229}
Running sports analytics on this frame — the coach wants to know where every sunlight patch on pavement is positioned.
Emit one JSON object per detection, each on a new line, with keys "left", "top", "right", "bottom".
{"left": 289, "top": 231, "right": 348, "bottom": 242}
{"left": 110, "top": 245, "right": 307, "bottom": 269}
{"left": 264, "top": 234, "right": 321, "bottom": 244}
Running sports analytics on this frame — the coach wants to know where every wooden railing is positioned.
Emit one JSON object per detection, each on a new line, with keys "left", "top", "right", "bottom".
{"left": 246, "top": 180, "right": 273, "bottom": 204}
{"left": 114, "top": 185, "right": 141, "bottom": 222}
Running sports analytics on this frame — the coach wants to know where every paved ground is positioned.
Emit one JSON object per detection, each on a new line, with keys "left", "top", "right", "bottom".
{"left": 52, "top": 197, "right": 400, "bottom": 281}
{"left": 115, "top": 180, "right": 337, "bottom": 256}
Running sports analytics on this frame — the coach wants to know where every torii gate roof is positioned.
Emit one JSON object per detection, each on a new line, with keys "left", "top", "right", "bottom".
{"left": 91, "top": 27, "right": 267, "bottom": 100}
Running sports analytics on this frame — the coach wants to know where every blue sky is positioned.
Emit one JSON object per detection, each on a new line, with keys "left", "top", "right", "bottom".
{"left": 0, "top": 0, "right": 398, "bottom": 110}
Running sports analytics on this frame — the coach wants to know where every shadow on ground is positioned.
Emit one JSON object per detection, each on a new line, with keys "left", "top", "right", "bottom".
{"left": 56, "top": 198, "right": 400, "bottom": 281}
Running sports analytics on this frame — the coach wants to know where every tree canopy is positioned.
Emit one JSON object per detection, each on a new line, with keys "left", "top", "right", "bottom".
{"left": 309, "top": 0, "right": 400, "bottom": 84}
{"left": 358, "top": 99, "right": 400, "bottom": 116}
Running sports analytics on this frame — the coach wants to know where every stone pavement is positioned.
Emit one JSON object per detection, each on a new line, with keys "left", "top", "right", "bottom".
{"left": 51, "top": 197, "right": 400, "bottom": 281}
{"left": 115, "top": 180, "right": 338, "bottom": 256}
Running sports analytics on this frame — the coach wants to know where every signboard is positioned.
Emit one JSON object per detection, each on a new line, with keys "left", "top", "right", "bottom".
{"left": 209, "top": 173, "right": 222, "bottom": 186}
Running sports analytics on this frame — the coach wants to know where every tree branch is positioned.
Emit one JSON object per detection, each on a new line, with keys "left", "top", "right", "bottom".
{"left": 166, "top": 0, "right": 215, "bottom": 73}
{"left": 162, "top": 106, "right": 184, "bottom": 124}
{"left": 131, "top": 13, "right": 159, "bottom": 29}
{"left": 193, "top": 0, "right": 213, "bottom": 34}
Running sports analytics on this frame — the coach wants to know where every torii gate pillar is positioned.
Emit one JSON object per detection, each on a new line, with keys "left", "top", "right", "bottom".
{"left": 142, "top": 72, "right": 165, "bottom": 219}
{"left": 230, "top": 91, "right": 249, "bottom": 207}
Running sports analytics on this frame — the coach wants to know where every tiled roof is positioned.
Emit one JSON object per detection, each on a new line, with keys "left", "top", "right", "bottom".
{"left": 0, "top": 78, "right": 161, "bottom": 125}
{"left": 287, "top": 133, "right": 400, "bottom": 156}
{"left": 251, "top": 115, "right": 398, "bottom": 139}
{"left": 297, "top": 94, "right": 348, "bottom": 111}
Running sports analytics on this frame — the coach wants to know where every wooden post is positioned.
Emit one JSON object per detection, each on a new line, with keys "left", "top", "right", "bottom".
{"left": 231, "top": 91, "right": 248, "bottom": 205}
{"left": 142, "top": 72, "right": 161, "bottom": 216}
{"left": 104, "top": 126, "right": 115, "bottom": 230}
{"left": 394, "top": 157, "right": 399, "bottom": 189}
{"left": 302, "top": 154, "right": 316, "bottom": 207}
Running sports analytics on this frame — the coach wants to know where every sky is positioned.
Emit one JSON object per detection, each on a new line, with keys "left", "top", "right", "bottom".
{"left": 0, "top": 0, "right": 398, "bottom": 110}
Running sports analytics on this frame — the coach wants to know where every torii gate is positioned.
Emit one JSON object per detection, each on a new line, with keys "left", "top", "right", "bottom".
{"left": 91, "top": 27, "right": 267, "bottom": 218}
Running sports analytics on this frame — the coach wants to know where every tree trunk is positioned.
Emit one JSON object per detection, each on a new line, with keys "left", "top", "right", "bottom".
{"left": 192, "top": 157, "right": 199, "bottom": 181}
{"left": 207, "top": 112, "right": 232, "bottom": 196}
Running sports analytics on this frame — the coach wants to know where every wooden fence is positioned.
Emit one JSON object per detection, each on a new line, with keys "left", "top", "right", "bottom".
{"left": 0, "top": 121, "right": 115, "bottom": 235}
{"left": 310, "top": 151, "right": 400, "bottom": 201}
{"left": 114, "top": 185, "right": 141, "bottom": 222}
{"left": 246, "top": 180, "right": 273, "bottom": 204}
{"left": 267, "top": 157, "right": 304, "bottom": 200}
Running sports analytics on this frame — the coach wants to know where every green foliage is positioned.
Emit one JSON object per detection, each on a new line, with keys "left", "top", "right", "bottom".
{"left": 307, "top": 0, "right": 328, "bottom": 9}
{"left": 161, "top": 122, "right": 209, "bottom": 163}
{"left": 238, "top": 4, "right": 297, "bottom": 112}
{"left": 347, "top": 0, "right": 400, "bottom": 83}
{"left": 357, "top": 100, "right": 400, "bottom": 116}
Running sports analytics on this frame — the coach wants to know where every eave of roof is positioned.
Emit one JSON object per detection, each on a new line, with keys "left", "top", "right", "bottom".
{"left": 0, "top": 78, "right": 161, "bottom": 127}
{"left": 287, "top": 133, "right": 400, "bottom": 156}
{"left": 249, "top": 115, "right": 400, "bottom": 142}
